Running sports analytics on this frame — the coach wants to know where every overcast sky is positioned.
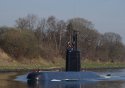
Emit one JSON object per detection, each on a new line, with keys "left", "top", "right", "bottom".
{"left": 0, "top": 0, "right": 125, "bottom": 42}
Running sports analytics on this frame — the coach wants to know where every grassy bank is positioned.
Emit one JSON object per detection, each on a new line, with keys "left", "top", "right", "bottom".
{"left": 82, "top": 61, "right": 125, "bottom": 69}
{"left": 0, "top": 61, "right": 125, "bottom": 71}
{"left": 0, "top": 50, "right": 125, "bottom": 71}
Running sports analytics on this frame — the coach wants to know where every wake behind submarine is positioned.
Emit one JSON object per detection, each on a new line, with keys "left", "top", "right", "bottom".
{"left": 27, "top": 31, "right": 104, "bottom": 81}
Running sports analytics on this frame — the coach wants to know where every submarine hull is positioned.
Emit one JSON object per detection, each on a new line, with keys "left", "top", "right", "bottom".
{"left": 27, "top": 71, "right": 102, "bottom": 81}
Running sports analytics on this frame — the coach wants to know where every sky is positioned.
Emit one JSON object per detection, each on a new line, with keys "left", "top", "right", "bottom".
{"left": 0, "top": 0, "right": 125, "bottom": 42}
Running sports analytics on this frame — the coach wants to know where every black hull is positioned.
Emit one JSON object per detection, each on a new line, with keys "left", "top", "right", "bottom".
{"left": 27, "top": 71, "right": 102, "bottom": 81}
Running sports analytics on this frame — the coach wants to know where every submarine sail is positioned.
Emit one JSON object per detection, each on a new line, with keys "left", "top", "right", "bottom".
{"left": 66, "top": 31, "right": 81, "bottom": 71}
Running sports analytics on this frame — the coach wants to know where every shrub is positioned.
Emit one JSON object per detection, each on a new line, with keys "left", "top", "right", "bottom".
{"left": 0, "top": 29, "right": 38, "bottom": 59}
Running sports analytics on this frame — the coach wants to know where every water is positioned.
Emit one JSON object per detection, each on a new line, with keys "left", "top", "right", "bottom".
{"left": 1, "top": 69, "right": 125, "bottom": 88}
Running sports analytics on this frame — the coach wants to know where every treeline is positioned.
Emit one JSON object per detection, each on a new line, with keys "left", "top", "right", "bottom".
{"left": 0, "top": 14, "right": 125, "bottom": 63}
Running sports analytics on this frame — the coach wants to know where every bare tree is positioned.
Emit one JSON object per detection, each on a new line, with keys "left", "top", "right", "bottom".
{"left": 46, "top": 16, "right": 59, "bottom": 51}
{"left": 15, "top": 14, "right": 38, "bottom": 30}
{"left": 57, "top": 20, "right": 66, "bottom": 51}
{"left": 102, "top": 32, "right": 123, "bottom": 62}
{"left": 15, "top": 17, "right": 28, "bottom": 30}
{"left": 35, "top": 18, "right": 46, "bottom": 42}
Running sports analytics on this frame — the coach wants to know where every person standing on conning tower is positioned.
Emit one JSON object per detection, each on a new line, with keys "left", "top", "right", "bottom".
{"left": 67, "top": 41, "right": 73, "bottom": 52}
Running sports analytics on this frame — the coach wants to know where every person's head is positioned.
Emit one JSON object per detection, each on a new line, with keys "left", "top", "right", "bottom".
{"left": 67, "top": 41, "right": 72, "bottom": 48}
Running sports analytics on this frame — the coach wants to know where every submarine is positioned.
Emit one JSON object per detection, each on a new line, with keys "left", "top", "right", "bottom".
{"left": 27, "top": 31, "right": 102, "bottom": 81}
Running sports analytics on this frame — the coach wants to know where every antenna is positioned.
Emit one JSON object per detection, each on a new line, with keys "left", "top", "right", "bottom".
{"left": 72, "top": 30, "right": 78, "bottom": 51}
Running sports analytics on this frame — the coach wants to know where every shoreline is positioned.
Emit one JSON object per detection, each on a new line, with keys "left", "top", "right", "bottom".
{"left": 0, "top": 67, "right": 125, "bottom": 72}
{"left": 0, "top": 61, "right": 125, "bottom": 72}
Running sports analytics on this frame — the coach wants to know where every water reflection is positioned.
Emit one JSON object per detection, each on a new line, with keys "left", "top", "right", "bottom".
{"left": 27, "top": 80, "right": 82, "bottom": 88}
{"left": 0, "top": 72, "right": 27, "bottom": 88}
{"left": 27, "top": 79, "right": 125, "bottom": 88}
{"left": 0, "top": 80, "right": 26, "bottom": 88}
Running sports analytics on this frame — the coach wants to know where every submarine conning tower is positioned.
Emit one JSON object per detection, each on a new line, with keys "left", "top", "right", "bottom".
{"left": 66, "top": 31, "right": 81, "bottom": 72}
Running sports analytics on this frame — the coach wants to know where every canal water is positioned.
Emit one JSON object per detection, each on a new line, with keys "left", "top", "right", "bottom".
{"left": 1, "top": 69, "right": 125, "bottom": 88}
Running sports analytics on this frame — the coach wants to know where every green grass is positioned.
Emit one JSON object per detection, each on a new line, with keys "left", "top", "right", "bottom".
{"left": 81, "top": 61, "right": 125, "bottom": 69}
{"left": 0, "top": 66, "right": 54, "bottom": 71}
{"left": 0, "top": 58, "right": 125, "bottom": 71}
{"left": 0, "top": 62, "right": 125, "bottom": 71}
{"left": 0, "top": 62, "right": 65, "bottom": 71}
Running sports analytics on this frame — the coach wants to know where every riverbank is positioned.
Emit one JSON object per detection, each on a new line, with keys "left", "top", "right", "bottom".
{"left": 82, "top": 61, "right": 125, "bottom": 69}
{"left": 0, "top": 50, "right": 125, "bottom": 72}
{"left": 0, "top": 61, "right": 125, "bottom": 72}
